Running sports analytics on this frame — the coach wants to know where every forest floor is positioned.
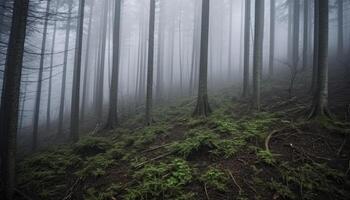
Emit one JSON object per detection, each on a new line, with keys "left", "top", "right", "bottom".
{"left": 14, "top": 67, "right": 350, "bottom": 200}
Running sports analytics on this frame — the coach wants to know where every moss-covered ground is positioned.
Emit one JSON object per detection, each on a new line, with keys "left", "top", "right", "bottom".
{"left": 16, "top": 87, "right": 350, "bottom": 200}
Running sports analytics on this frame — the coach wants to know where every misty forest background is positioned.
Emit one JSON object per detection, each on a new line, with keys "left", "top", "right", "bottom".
{"left": 1, "top": 0, "right": 350, "bottom": 199}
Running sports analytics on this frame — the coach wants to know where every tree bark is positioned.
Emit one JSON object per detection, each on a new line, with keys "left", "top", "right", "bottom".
{"left": 0, "top": 0, "right": 29, "bottom": 199}
{"left": 309, "top": 0, "right": 330, "bottom": 119}
{"left": 242, "top": 0, "right": 251, "bottom": 98}
{"left": 70, "top": 0, "right": 86, "bottom": 142}
{"left": 145, "top": 0, "right": 155, "bottom": 125}
{"left": 106, "top": 0, "right": 121, "bottom": 129}
{"left": 252, "top": 0, "right": 264, "bottom": 111}
{"left": 32, "top": 0, "right": 51, "bottom": 151}
{"left": 193, "top": 0, "right": 211, "bottom": 117}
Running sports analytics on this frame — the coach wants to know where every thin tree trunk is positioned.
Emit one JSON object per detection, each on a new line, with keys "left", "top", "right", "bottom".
{"left": 156, "top": 0, "right": 164, "bottom": 102}
{"left": 70, "top": 0, "right": 86, "bottom": 142}
{"left": 58, "top": 1, "right": 73, "bottom": 136}
{"left": 106, "top": 0, "right": 121, "bottom": 129}
{"left": 0, "top": 0, "right": 29, "bottom": 199}
{"left": 227, "top": 0, "right": 233, "bottom": 82}
{"left": 269, "top": 0, "right": 275, "bottom": 77}
{"left": 193, "top": 0, "right": 211, "bottom": 117}
{"left": 46, "top": 1, "right": 58, "bottom": 131}
{"left": 252, "top": 0, "right": 265, "bottom": 111}
{"left": 309, "top": 0, "right": 330, "bottom": 119}
{"left": 311, "top": 0, "right": 319, "bottom": 92}
{"left": 81, "top": 0, "right": 94, "bottom": 122}
{"left": 302, "top": 0, "right": 309, "bottom": 71}
{"left": 242, "top": 0, "right": 251, "bottom": 98}
{"left": 32, "top": 0, "right": 51, "bottom": 151}
{"left": 337, "top": 0, "right": 343, "bottom": 57}
{"left": 145, "top": 0, "right": 155, "bottom": 125}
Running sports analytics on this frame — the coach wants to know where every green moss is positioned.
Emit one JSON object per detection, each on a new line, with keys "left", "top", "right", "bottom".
{"left": 199, "top": 167, "right": 229, "bottom": 191}
{"left": 133, "top": 123, "right": 170, "bottom": 147}
{"left": 73, "top": 136, "right": 113, "bottom": 157}
{"left": 76, "top": 154, "right": 115, "bottom": 178}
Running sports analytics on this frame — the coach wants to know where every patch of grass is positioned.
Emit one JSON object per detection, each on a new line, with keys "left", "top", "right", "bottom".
{"left": 133, "top": 123, "right": 170, "bottom": 147}
{"left": 199, "top": 167, "right": 229, "bottom": 191}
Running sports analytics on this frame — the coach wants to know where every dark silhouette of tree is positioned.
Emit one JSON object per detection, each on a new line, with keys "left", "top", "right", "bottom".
{"left": 242, "top": 0, "right": 251, "bottom": 98}
{"left": 193, "top": 0, "right": 211, "bottom": 117}
{"left": 0, "top": 0, "right": 29, "bottom": 199}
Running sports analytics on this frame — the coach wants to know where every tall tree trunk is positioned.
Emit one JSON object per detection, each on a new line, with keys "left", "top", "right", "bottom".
{"left": 32, "top": 0, "right": 51, "bottom": 151}
{"left": 227, "top": 0, "right": 233, "bottom": 82}
{"left": 145, "top": 0, "right": 155, "bottom": 125}
{"left": 0, "top": 0, "right": 29, "bottom": 199}
{"left": 309, "top": 0, "right": 330, "bottom": 119}
{"left": 287, "top": 0, "right": 293, "bottom": 63}
{"left": 269, "top": 0, "right": 275, "bottom": 77}
{"left": 96, "top": 1, "right": 108, "bottom": 123}
{"left": 106, "top": 0, "right": 121, "bottom": 129}
{"left": 81, "top": 0, "right": 94, "bottom": 122}
{"left": 46, "top": 0, "right": 58, "bottom": 131}
{"left": 70, "top": 0, "right": 86, "bottom": 142}
{"left": 252, "top": 0, "right": 265, "bottom": 111}
{"left": 58, "top": 1, "right": 73, "bottom": 136}
{"left": 156, "top": 0, "right": 164, "bottom": 102}
{"left": 242, "top": 0, "right": 251, "bottom": 98}
{"left": 311, "top": 0, "right": 319, "bottom": 92}
{"left": 337, "top": 0, "right": 343, "bottom": 57}
{"left": 293, "top": 0, "right": 300, "bottom": 68}
{"left": 193, "top": 0, "right": 211, "bottom": 117}
{"left": 302, "top": 0, "right": 309, "bottom": 71}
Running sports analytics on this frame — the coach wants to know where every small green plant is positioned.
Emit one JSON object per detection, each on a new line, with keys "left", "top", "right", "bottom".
{"left": 73, "top": 136, "right": 112, "bottom": 157}
{"left": 125, "top": 159, "right": 193, "bottom": 199}
{"left": 212, "top": 139, "right": 246, "bottom": 158}
{"left": 199, "top": 167, "right": 229, "bottom": 191}
{"left": 169, "top": 130, "right": 218, "bottom": 158}
{"left": 256, "top": 149, "right": 277, "bottom": 165}
{"left": 76, "top": 154, "right": 115, "bottom": 178}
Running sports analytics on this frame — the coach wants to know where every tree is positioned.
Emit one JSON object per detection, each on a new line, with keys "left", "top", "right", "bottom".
{"left": 106, "top": 0, "right": 122, "bottom": 129}
{"left": 311, "top": 0, "right": 319, "bottom": 92}
{"left": 269, "top": 0, "right": 275, "bottom": 77}
{"left": 337, "top": 0, "right": 343, "bottom": 57}
{"left": 0, "top": 0, "right": 29, "bottom": 198}
{"left": 302, "top": 0, "right": 309, "bottom": 71}
{"left": 32, "top": 0, "right": 51, "bottom": 151}
{"left": 242, "top": 0, "right": 251, "bottom": 98}
{"left": 308, "top": 0, "right": 330, "bottom": 119}
{"left": 58, "top": 0, "right": 73, "bottom": 136}
{"left": 145, "top": 0, "right": 156, "bottom": 125}
{"left": 47, "top": 0, "right": 59, "bottom": 130}
{"left": 70, "top": 0, "right": 86, "bottom": 142}
{"left": 193, "top": 0, "right": 211, "bottom": 117}
{"left": 252, "top": 0, "right": 265, "bottom": 111}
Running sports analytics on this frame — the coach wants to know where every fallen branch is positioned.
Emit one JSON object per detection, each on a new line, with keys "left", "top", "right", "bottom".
{"left": 135, "top": 152, "right": 174, "bottom": 168}
{"left": 337, "top": 136, "right": 348, "bottom": 156}
{"left": 265, "top": 127, "right": 287, "bottom": 152}
{"left": 227, "top": 170, "right": 242, "bottom": 195}
{"left": 62, "top": 178, "right": 82, "bottom": 200}
{"left": 141, "top": 143, "right": 172, "bottom": 154}
{"left": 345, "top": 160, "right": 350, "bottom": 177}
{"left": 204, "top": 183, "right": 210, "bottom": 200}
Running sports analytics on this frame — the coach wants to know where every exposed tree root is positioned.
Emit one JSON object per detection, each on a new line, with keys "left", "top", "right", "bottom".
{"left": 227, "top": 170, "right": 242, "bottom": 195}
{"left": 204, "top": 183, "right": 210, "bottom": 200}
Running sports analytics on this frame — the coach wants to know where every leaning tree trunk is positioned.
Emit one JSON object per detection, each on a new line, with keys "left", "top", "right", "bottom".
{"left": 269, "top": 0, "right": 275, "bottom": 78}
{"left": 106, "top": 0, "right": 121, "bottom": 129}
{"left": 70, "top": 0, "right": 85, "bottom": 142}
{"left": 193, "top": 0, "right": 211, "bottom": 117}
{"left": 302, "top": 0, "right": 309, "bottom": 71}
{"left": 145, "top": 0, "right": 155, "bottom": 125}
{"left": 0, "top": 0, "right": 29, "bottom": 199}
{"left": 58, "top": 1, "right": 73, "bottom": 136}
{"left": 252, "top": 0, "right": 265, "bottom": 111}
{"left": 32, "top": 0, "right": 51, "bottom": 151}
{"left": 309, "top": 0, "right": 330, "bottom": 119}
{"left": 242, "top": 0, "right": 251, "bottom": 98}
